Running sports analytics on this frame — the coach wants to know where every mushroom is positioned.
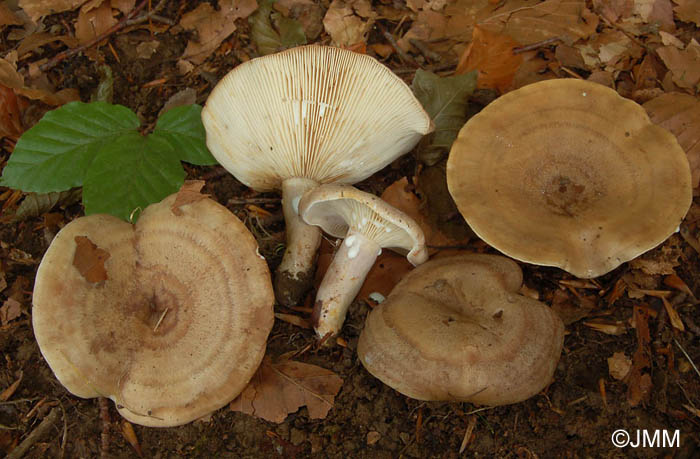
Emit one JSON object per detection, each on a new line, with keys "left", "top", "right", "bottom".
{"left": 32, "top": 192, "right": 274, "bottom": 427}
{"left": 298, "top": 184, "right": 428, "bottom": 339}
{"left": 446, "top": 78, "right": 692, "bottom": 278}
{"left": 201, "top": 45, "right": 432, "bottom": 306}
{"left": 358, "top": 254, "right": 564, "bottom": 405}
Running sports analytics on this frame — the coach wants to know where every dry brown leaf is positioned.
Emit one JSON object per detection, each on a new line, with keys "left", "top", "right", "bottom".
{"left": 656, "top": 39, "right": 700, "bottom": 89}
{"left": 456, "top": 25, "right": 522, "bottom": 93}
{"left": 17, "top": 33, "right": 79, "bottom": 57}
{"left": 275, "top": 312, "right": 311, "bottom": 329}
{"left": 231, "top": 357, "right": 343, "bottom": 423}
{"left": 0, "top": 372, "right": 22, "bottom": 401}
{"left": 399, "top": 10, "right": 450, "bottom": 52}
{"left": 121, "top": 420, "right": 143, "bottom": 457}
{"left": 111, "top": 0, "right": 135, "bottom": 14}
{"left": 592, "top": 0, "right": 633, "bottom": 23}
{"left": 663, "top": 274, "right": 695, "bottom": 298}
{"left": 444, "top": 0, "right": 490, "bottom": 42}
{"left": 608, "top": 352, "right": 632, "bottom": 380}
{"left": 479, "top": 0, "right": 598, "bottom": 45}
{"left": 180, "top": 0, "right": 258, "bottom": 65}
{"left": 644, "top": 93, "right": 700, "bottom": 188}
{"left": 357, "top": 252, "right": 414, "bottom": 303}
{"left": 18, "top": 0, "right": 89, "bottom": 21}
{"left": 171, "top": 180, "right": 208, "bottom": 215}
{"left": 75, "top": 0, "right": 117, "bottom": 45}
{"left": 0, "top": 297, "right": 22, "bottom": 326}
{"left": 673, "top": 0, "right": 700, "bottom": 25}
{"left": 0, "top": 3, "right": 23, "bottom": 26}
{"left": 323, "top": 0, "right": 374, "bottom": 47}
{"left": 584, "top": 318, "right": 627, "bottom": 335}
{"left": 626, "top": 306, "right": 652, "bottom": 406}
{"left": 0, "top": 85, "right": 24, "bottom": 141}
{"left": 73, "top": 235, "right": 110, "bottom": 283}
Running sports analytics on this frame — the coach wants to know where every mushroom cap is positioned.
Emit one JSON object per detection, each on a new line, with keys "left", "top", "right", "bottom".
{"left": 299, "top": 184, "right": 428, "bottom": 265}
{"left": 358, "top": 254, "right": 564, "bottom": 405}
{"left": 446, "top": 79, "right": 692, "bottom": 278}
{"left": 201, "top": 45, "right": 432, "bottom": 192}
{"left": 32, "top": 194, "right": 274, "bottom": 427}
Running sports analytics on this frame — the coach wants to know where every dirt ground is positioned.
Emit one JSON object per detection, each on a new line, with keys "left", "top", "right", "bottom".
{"left": 1, "top": 1, "right": 700, "bottom": 458}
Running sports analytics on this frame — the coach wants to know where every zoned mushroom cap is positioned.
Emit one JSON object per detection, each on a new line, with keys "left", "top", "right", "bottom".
{"left": 446, "top": 79, "right": 692, "bottom": 278}
{"left": 358, "top": 254, "right": 564, "bottom": 405}
{"left": 32, "top": 193, "right": 274, "bottom": 427}
{"left": 299, "top": 184, "right": 428, "bottom": 265}
{"left": 201, "top": 45, "right": 433, "bottom": 191}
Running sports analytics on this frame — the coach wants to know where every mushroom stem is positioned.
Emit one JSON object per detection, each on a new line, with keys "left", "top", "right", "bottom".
{"left": 275, "top": 177, "right": 322, "bottom": 306}
{"left": 312, "top": 229, "right": 380, "bottom": 339}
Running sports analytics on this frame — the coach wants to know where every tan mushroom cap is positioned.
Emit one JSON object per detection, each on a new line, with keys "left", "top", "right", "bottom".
{"left": 32, "top": 194, "right": 274, "bottom": 427}
{"left": 201, "top": 45, "right": 433, "bottom": 191}
{"left": 446, "top": 79, "right": 692, "bottom": 278}
{"left": 358, "top": 254, "right": 564, "bottom": 405}
{"left": 299, "top": 184, "right": 427, "bottom": 264}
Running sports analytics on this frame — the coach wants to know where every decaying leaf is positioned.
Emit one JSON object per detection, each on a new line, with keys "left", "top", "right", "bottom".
{"left": 73, "top": 235, "right": 110, "bottom": 283}
{"left": 607, "top": 352, "right": 632, "bottom": 380}
{"left": 18, "top": 0, "right": 89, "bottom": 21}
{"left": 0, "top": 85, "right": 23, "bottom": 140}
{"left": 0, "top": 3, "right": 23, "bottom": 26}
{"left": 456, "top": 25, "right": 523, "bottom": 93}
{"left": 274, "top": 0, "right": 325, "bottom": 40}
{"left": 626, "top": 306, "right": 652, "bottom": 406}
{"left": 13, "top": 189, "right": 82, "bottom": 221}
{"left": 250, "top": 0, "right": 306, "bottom": 56}
{"left": 357, "top": 252, "right": 414, "bottom": 303}
{"left": 75, "top": 1, "right": 117, "bottom": 45}
{"left": 644, "top": 93, "right": 700, "bottom": 188}
{"left": 323, "top": 0, "right": 374, "bottom": 47}
{"left": 179, "top": 0, "right": 258, "bottom": 64}
{"left": 231, "top": 357, "right": 343, "bottom": 423}
{"left": 656, "top": 39, "right": 700, "bottom": 90}
{"left": 171, "top": 180, "right": 208, "bottom": 215}
{"left": 412, "top": 69, "right": 477, "bottom": 165}
{"left": 0, "top": 298, "right": 22, "bottom": 326}
{"left": 673, "top": 0, "right": 700, "bottom": 26}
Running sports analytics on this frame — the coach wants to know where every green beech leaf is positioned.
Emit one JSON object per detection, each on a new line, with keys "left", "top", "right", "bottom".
{"left": 83, "top": 132, "right": 185, "bottom": 221}
{"left": 0, "top": 101, "right": 139, "bottom": 192}
{"left": 151, "top": 105, "right": 217, "bottom": 166}
{"left": 411, "top": 70, "right": 478, "bottom": 165}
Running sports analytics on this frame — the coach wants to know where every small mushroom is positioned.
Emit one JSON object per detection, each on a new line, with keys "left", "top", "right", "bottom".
{"left": 358, "top": 254, "right": 564, "bottom": 405}
{"left": 202, "top": 45, "right": 432, "bottom": 306}
{"left": 446, "top": 78, "right": 692, "bottom": 278}
{"left": 299, "top": 184, "right": 428, "bottom": 339}
{"left": 32, "top": 193, "right": 274, "bottom": 427}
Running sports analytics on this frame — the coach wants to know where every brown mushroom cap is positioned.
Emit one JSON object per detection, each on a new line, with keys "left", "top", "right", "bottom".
{"left": 32, "top": 194, "right": 274, "bottom": 427}
{"left": 446, "top": 79, "right": 692, "bottom": 278}
{"left": 358, "top": 254, "right": 564, "bottom": 405}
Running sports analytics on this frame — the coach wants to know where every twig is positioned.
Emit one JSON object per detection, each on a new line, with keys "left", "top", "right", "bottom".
{"left": 99, "top": 398, "right": 111, "bottom": 459}
{"left": 376, "top": 23, "right": 419, "bottom": 67}
{"left": 126, "top": 0, "right": 172, "bottom": 26}
{"left": 40, "top": 0, "right": 149, "bottom": 71}
{"left": 512, "top": 37, "right": 561, "bottom": 54}
{"left": 409, "top": 39, "right": 441, "bottom": 62}
{"left": 228, "top": 197, "right": 281, "bottom": 205}
{"left": 7, "top": 408, "right": 61, "bottom": 459}
{"left": 674, "top": 337, "right": 700, "bottom": 379}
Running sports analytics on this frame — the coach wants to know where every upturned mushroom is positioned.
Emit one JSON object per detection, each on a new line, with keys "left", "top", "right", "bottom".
{"left": 358, "top": 254, "right": 564, "bottom": 405}
{"left": 298, "top": 184, "right": 428, "bottom": 339}
{"left": 201, "top": 45, "right": 432, "bottom": 306}
{"left": 446, "top": 78, "right": 692, "bottom": 278}
{"left": 32, "top": 192, "right": 274, "bottom": 427}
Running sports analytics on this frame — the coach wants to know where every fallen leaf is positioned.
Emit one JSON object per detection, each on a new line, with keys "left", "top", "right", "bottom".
{"left": 274, "top": 0, "right": 325, "bottom": 40}
{"left": 456, "top": 25, "right": 523, "bottom": 93}
{"left": 136, "top": 40, "right": 159, "bottom": 59}
{"left": 13, "top": 189, "right": 82, "bottom": 221}
{"left": 75, "top": 0, "right": 117, "bottom": 45}
{"left": 180, "top": 0, "right": 258, "bottom": 64}
{"left": 411, "top": 69, "right": 477, "bottom": 165}
{"left": 663, "top": 274, "right": 695, "bottom": 298}
{"left": 323, "top": 0, "right": 373, "bottom": 47}
{"left": 0, "top": 298, "right": 22, "bottom": 326}
{"left": 275, "top": 312, "right": 311, "bottom": 328}
{"left": 608, "top": 352, "right": 632, "bottom": 380}
{"left": 0, "top": 371, "right": 22, "bottom": 401}
{"left": 656, "top": 39, "right": 700, "bottom": 89}
{"left": 249, "top": 0, "right": 306, "bottom": 56}
{"left": 644, "top": 93, "right": 700, "bottom": 187}
{"left": 0, "top": 85, "right": 23, "bottom": 140}
{"left": 111, "top": 0, "right": 135, "bottom": 14}
{"left": 584, "top": 318, "right": 627, "bottom": 335}
{"left": 159, "top": 88, "right": 198, "bottom": 116}
{"left": 231, "top": 357, "right": 344, "bottom": 423}
{"left": 121, "top": 420, "right": 143, "bottom": 458}
{"left": 626, "top": 306, "right": 652, "bottom": 406}
{"left": 357, "top": 252, "right": 414, "bottom": 303}
{"left": 479, "top": 0, "right": 599, "bottom": 45}
{"left": 0, "top": 3, "right": 23, "bottom": 26}
{"left": 73, "top": 235, "right": 110, "bottom": 283}
{"left": 673, "top": 0, "right": 700, "bottom": 25}
{"left": 171, "top": 180, "right": 208, "bottom": 215}
{"left": 18, "top": 0, "right": 89, "bottom": 21}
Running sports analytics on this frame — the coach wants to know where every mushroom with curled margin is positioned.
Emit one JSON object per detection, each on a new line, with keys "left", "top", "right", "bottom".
{"left": 299, "top": 184, "right": 428, "bottom": 340}
{"left": 446, "top": 78, "right": 692, "bottom": 278}
{"left": 201, "top": 45, "right": 432, "bottom": 306}
{"left": 32, "top": 192, "right": 274, "bottom": 427}
{"left": 358, "top": 254, "right": 564, "bottom": 405}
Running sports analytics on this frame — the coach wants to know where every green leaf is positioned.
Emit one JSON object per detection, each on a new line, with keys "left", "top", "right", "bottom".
{"left": 411, "top": 70, "right": 478, "bottom": 165}
{"left": 0, "top": 101, "right": 139, "bottom": 192}
{"left": 83, "top": 132, "right": 185, "bottom": 221}
{"left": 152, "top": 105, "right": 217, "bottom": 166}
{"left": 250, "top": 0, "right": 306, "bottom": 55}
